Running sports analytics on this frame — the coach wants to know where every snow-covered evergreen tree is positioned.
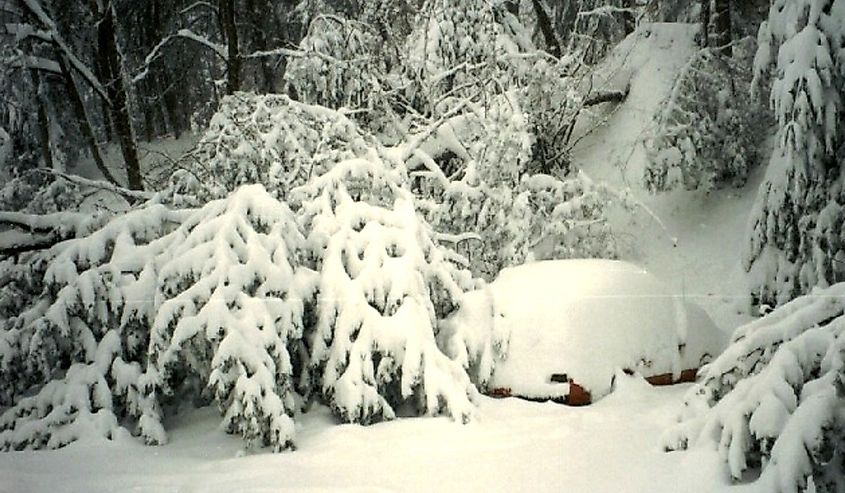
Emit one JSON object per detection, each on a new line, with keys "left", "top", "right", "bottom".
{"left": 0, "top": 203, "right": 187, "bottom": 449}
{"left": 403, "top": 0, "right": 536, "bottom": 113}
{"left": 292, "top": 152, "right": 477, "bottom": 425}
{"left": 0, "top": 184, "right": 317, "bottom": 451}
{"left": 745, "top": 0, "right": 845, "bottom": 307}
{"left": 147, "top": 185, "right": 314, "bottom": 451}
{"left": 663, "top": 283, "right": 845, "bottom": 492}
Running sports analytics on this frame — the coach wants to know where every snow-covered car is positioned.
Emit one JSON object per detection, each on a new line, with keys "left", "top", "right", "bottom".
{"left": 442, "top": 259, "right": 727, "bottom": 405}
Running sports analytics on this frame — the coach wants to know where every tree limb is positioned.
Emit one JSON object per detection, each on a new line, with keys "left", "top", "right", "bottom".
{"left": 28, "top": 169, "right": 154, "bottom": 203}
{"left": 19, "top": 0, "right": 111, "bottom": 104}
{"left": 583, "top": 86, "right": 630, "bottom": 107}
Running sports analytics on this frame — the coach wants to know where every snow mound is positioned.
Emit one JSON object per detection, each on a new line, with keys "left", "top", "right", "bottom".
{"left": 444, "top": 259, "right": 726, "bottom": 401}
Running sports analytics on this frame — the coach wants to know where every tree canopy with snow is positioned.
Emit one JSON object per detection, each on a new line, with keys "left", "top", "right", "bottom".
{"left": 744, "top": 0, "right": 845, "bottom": 307}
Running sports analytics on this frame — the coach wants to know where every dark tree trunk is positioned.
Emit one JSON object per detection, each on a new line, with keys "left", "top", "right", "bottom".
{"left": 220, "top": 0, "right": 241, "bottom": 94}
{"left": 159, "top": 71, "right": 183, "bottom": 139}
{"left": 57, "top": 55, "right": 119, "bottom": 185}
{"left": 531, "top": 0, "right": 562, "bottom": 59}
{"left": 713, "top": 0, "right": 732, "bottom": 56}
{"left": 93, "top": 50, "right": 115, "bottom": 142}
{"left": 699, "top": 0, "right": 710, "bottom": 47}
{"left": 621, "top": 0, "right": 636, "bottom": 35}
{"left": 245, "top": 0, "right": 275, "bottom": 92}
{"left": 31, "top": 71, "right": 53, "bottom": 170}
{"left": 96, "top": 3, "right": 144, "bottom": 190}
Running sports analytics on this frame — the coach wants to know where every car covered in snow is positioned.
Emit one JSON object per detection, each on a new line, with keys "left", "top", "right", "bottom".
{"left": 442, "top": 259, "right": 727, "bottom": 405}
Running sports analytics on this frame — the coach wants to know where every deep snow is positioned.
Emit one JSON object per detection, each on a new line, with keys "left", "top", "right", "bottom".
{"left": 0, "top": 23, "right": 774, "bottom": 493}
{"left": 572, "top": 23, "right": 763, "bottom": 333}
{"left": 445, "top": 259, "right": 725, "bottom": 401}
{"left": 1, "top": 377, "right": 747, "bottom": 493}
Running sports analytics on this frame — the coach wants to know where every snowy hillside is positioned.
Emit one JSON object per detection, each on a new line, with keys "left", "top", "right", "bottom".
{"left": 572, "top": 24, "right": 763, "bottom": 332}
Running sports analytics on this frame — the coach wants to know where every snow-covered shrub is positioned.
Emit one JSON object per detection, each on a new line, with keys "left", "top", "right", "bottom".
{"left": 0, "top": 173, "right": 86, "bottom": 215}
{"left": 292, "top": 152, "right": 477, "bottom": 425}
{"left": 185, "top": 93, "right": 374, "bottom": 202}
{"left": 147, "top": 185, "right": 315, "bottom": 451}
{"left": 430, "top": 171, "right": 626, "bottom": 280}
{"left": 423, "top": 108, "right": 627, "bottom": 281}
{"left": 744, "top": 0, "right": 845, "bottom": 307}
{"left": 0, "top": 185, "right": 316, "bottom": 451}
{"left": 663, "top": 283, "right": 845, "bottom": 492}
{"left": 645, "top": 46, "right": 765, "bottom": 193}
{"left": 403, "top": 0, "right": 535, "bottom": 113}
{"left": 0, "top": 203, "right": 187, "bottom": 449}
{"left": 507, "top": 172, "right": 625, "bottom": 265}
{"left": 285, "top": 16, "right": 387, "bottom": 113}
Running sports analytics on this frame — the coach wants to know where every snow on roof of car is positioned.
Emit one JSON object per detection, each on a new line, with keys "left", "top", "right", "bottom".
{"left": 454, "top": 259, "right": 726, "bottom": 401}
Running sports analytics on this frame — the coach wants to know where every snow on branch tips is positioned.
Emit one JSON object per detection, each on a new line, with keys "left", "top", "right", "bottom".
{"left": 284, "top": 15, "right": 386, "bottom": 116}
{"left": 663, "top": 283, "right": 845, "bottom": 492}
{"left": 0, "top": 203, "right": 188, "bottom": 450}
{"left": 744, "top": 0, "right": 845, "bottom": 308}
{"left": 149, "top": 185, "right": 313, "bottom": 451}
{"left": 184, "top": 93, "right": 375, "bottom": 202}
{"left": 291, "top": 153, "right": 477, "bottom": 425}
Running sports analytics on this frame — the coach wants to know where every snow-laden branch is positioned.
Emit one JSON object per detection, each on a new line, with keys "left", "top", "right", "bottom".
{"left": 10, "top": 54, "right": 60, "bottom": 73}
{"left": 180, "top": 1, "right": 217, "bottom": 16}
{"left": 19, "top": 0, "right": 110, "bottom": 104}
{"left": 133, "top": 28, "right": 226, "bottom": 83}
{"left": 396, "top": 94, "right": 479, "bottom": 163}
{"left": 0, "top": 209, "right": 92, "bottom": 234}
{"left": 29, "top": 169, "right": 155, "bottom": 203}
{"left": 576, "top": 6, "right": 637, "bottom": 18}
{"left": 435, "top": 231, "right": 483, "bottom": 244}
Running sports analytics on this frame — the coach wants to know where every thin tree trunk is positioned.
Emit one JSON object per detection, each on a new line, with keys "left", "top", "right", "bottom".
{"left": 97, "top": 2, "right": 144, "bottom": 190}
{"left": 700, "top": 0, "right": 710, "bottom": 48}
{"left": 621, "top": 0, "right": 636, "bottom": 35}
{"left": 713, "top": 0, "right": 732, "bottom": 57}
{"left": 93, "top": 52, "right": 115, "bottom": 142}
{"left": 531, "top": 0, "right": 562, "bottom": 59}
{"left": 57, "top": 55, "right": 119, "bottom": 185}
{"left": 31, "top": 71, "right": 53, "bottom": 170}
{"left": 220, "top": 0, "right": 241, "bottom": 94}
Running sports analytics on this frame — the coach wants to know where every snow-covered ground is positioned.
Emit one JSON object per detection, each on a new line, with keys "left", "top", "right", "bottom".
{"left": 0, "top": 24, "right": 773, "bottom": 493}
{"left": 1, "top": 377, "right": 753, "bottom": 493}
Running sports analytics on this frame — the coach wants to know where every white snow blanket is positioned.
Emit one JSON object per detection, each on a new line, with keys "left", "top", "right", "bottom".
{"left": 447, "top": 259, "right": 726, "bottom": 400}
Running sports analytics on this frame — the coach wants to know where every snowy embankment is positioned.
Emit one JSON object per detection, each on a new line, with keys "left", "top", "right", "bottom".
{"left": 572, "top": 23, "right": 763, "bottom": 332}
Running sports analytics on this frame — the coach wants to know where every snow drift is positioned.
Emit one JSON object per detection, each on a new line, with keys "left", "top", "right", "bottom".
{"left": 442, "top": 259, "right": 726, "bottom": 402}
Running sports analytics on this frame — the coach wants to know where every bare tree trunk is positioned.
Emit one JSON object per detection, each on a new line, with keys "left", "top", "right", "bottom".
{"left": 713, "top": 0, "right": 732, "bottom": 57}
{"left": 700, "top": 0, "right": 710, "bottom": 48}
{"left": 93, "top": 53, "right": 115, "bottom": 142}
{"left": 96, "top": 2, "right": 144, "bottom": 190}
{"left": 220, "top": 0, "right": 241, "bottom": 94}
{"left": 57, "top": 55, "right": 119, "bottom": 185}
{"left": 531, "top": 0, "right": 562, "bottom": 59}
{"left": 622, "top": 0, "right": 636, "bottom": 35}
{"left": 31, "top": 71, "right": 53, "bottom": 170}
